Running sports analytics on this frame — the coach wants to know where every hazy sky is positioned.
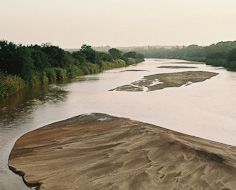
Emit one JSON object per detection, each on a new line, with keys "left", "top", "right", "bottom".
{"left": 1, "top": 0, "right": 236, "bottom": 48}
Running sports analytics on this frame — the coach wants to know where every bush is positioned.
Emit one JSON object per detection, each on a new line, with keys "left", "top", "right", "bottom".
{"left": 0, "top": 72, "right": 25, "bottom": 98}
{"left": 206, "top": 58, "right": 227, "bottom": 67}
{"left": 86, "top": 63, "right": 101, "bottom": 74}
{"left": 76, "top": 68, "right": 84, "bottom": 76}
{"left": 54, "top": 68, "right": 67, "bottom": 81}
{"left": 27, "top": 73, "right": 41, "bottom": 86}
{"left": 126, "top": 58, "right": 136, "bottom": 65}
{"left": 66, "top": 64, "right": 81, "bottom": 79}
{"left": 79, "top": 65, "right": 90, "bottom": 75}
{"left": 40, "top": 71, "right": 49, "bottom": 85}
{"left": 228, "top": 61, "right": 236, "bottom": 70}
{"left": 45, "top": 68, "right": 57, "bottom": 83}
{"left": 101, "top": 59, "right": 127, "bottom": 70}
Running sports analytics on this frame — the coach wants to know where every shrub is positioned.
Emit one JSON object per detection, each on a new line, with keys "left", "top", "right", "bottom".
{"left": 66, "top": 64, "right": 81, "bottom": 79}
{"left": 45, "top": 68, "right": 57, "bottom": 82}
{"left": 27, "top": 73, "right": 41, "bottom": 86}
{"left": 206, "top": 58, "right": 227, "bottom": 67}
{"left": 86, "top": 63, "right": 101, "bottom": 74}
{"left": 54, "top": 68, "right": 67, "bottom": 81}
{"left": 0, "top": 72, "right": 25, "bottom": 98}
{"left": 228, "top": 61, "right": 236, "bottom": 71}
{"left": 126, "top": 58, "right": 136, "bottom": 65}
{"left": 40, "top": 71, "right": 49, "bottom": 84}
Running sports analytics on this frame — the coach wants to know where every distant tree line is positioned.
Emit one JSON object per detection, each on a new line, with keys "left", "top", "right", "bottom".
{"left": 0, "top": 41, "right": 144, "bottom": 98}
{"left": 126, "top": 41, "right": 236, "bottom": 71}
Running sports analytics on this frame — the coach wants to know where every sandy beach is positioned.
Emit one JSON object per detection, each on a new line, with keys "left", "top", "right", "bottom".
{"left": 9, "top": 113, "right": 236, "bottom": 190}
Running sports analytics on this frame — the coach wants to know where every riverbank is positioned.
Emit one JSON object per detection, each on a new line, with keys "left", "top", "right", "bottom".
{"left": 0, "top": 59, "right": 142, "bottom": 99}
{"left": 127, "top": 41, "right": 236, "bottom": 71}
{"left": 9, "top": 113, "right": 236, "bottom": 190}
{"left": 0, "top": 41, "right": 144, "bottom": 99}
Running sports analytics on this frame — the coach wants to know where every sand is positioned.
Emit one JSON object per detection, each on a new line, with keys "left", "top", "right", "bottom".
{"left": 120, "top": 69, "right": 148, "bottom": 72}
{"left": 157, "top": 66, "right": 197, "bottom": 69}
{"left": 9, "top": 113, "right": 236, "bottom": 190}
{"left": 110, "top": 71, "right": 218, "bottom": 92}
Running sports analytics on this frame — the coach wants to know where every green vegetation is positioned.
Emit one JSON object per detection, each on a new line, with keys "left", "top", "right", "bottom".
{"left": 0, "top": 41, "right": 144, "bottom": 98}
{"left": 123, "top": 41, "right": 236, "bottom": 71}
{"left": 0, "top": 72, "right": 25, "bottom": 98}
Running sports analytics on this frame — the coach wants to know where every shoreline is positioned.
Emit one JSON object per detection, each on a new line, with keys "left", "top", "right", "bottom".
{"left": 8, "top": 165, "right": 41, "bottom": 190}
{"left": 0, "top": 59, "right": 144, "bottom": 100}
{"left": 9, "top": 113, "right": 236, "bottom": 190}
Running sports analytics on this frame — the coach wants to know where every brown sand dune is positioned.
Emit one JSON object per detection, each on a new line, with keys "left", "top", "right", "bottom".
{"left": 9, "top": 113, "right": 236, "bottom": 190}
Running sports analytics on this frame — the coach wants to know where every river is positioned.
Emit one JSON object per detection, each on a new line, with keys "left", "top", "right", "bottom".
{"left": 1, "top": 59, "right": 236, "bottom": 189}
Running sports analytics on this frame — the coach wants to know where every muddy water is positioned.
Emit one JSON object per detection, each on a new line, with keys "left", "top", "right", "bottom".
{"left": 1, "top": 59, "right": 236, "bottom": 189}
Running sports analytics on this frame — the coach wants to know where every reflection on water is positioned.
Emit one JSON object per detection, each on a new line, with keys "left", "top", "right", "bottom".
{"left": 0, "top": 85, "right": 68, "bottom": 126}
{"left": 0, "top": 85, "right": 68, "bottom": 190}
{"left": 1, "top": 59, "right": 236, "bottom": 189}
{"left": 76, "top": 76, "right": 100, "bottom": 82}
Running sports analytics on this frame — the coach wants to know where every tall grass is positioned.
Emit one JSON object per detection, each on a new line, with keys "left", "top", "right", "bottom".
{"left": 0, "top": 72, "right": 25, "bottom": 98}
{"left": 0, "top": 58, "right": 143, "bottom": 98}
{"left": 101, "top": 59, "right": 126, "bottom": 70}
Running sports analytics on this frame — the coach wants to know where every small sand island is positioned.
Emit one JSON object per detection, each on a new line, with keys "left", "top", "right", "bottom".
{"left": 111, "top": 71, "right": 218, "bottom": 92}
{"left": 9, "top": 113, "right": 236, "bottom": 190}
{"left": 120, "top": 69, "right": 148, "bottom": 72}
{"left": 157, "top": 66, "right": 197, "bottom": 69}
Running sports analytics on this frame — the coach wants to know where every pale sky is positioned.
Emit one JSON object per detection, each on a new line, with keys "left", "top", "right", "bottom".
{"left": 1, "top": 0, "right": 236, "bottom": 48}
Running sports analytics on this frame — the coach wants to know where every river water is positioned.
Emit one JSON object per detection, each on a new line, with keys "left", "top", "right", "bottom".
{"left": 1, "top": 59, "right": 236, "bottom": 189}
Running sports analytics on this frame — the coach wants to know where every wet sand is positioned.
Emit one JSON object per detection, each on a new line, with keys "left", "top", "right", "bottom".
{"left": 169, "top": 61, "right": 203, "bottom": 65}
{"left": 120, "top": 69, "right": 148, "bottom": 72}
{"left": 9, "top": 113, "right": 236, "bottom": 190}
{"left": 111, "top": 71, "right": 218, "bottom": 92}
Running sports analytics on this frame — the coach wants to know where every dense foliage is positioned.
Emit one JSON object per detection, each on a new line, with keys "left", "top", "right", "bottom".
{"left": 126, "top": 41, "right": 236, "bottom": 71}
{"left": 0, "top": 41, "right": 144, "bottom": 98}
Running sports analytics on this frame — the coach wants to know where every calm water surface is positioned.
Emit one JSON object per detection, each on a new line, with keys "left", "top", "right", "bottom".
{"left": 1, "top": 59, "right": 236, "bottom": 189}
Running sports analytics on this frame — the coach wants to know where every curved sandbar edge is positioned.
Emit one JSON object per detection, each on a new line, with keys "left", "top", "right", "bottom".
{"left": 9, "top": 113, "right": 236, "bottom": 190}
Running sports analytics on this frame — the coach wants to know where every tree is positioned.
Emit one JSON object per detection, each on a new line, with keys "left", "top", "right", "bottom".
{"left": 30, "top": 46, "right": 49, "bottom": 71}
{"left": 80, "top": 45, "right": 98, "bottom": 63}
{"left": 0, "top": 41, "right": 19, "bottom": 75}
{"left": 123, "top": 51, "right": 137, "bottom": 59}
{"left": 72, "top": 51, "right": 86, "bottom": 64}
{"left": 97, "top": 52, "right": 112, "bottom": 62}
{"left": 41, "top": 45, "right": 69, "bottom": 68}
{"left": 228, "top": 48, "right": 236, "bottom": 62}
{"left": 108, "top": 48, "right": 122, "bottom": 59}
{"left": 16, "top": 47, "right": 35, "bottom": 80}
{"left": 227, "top": 48, "right": 236, "bottom": 70}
